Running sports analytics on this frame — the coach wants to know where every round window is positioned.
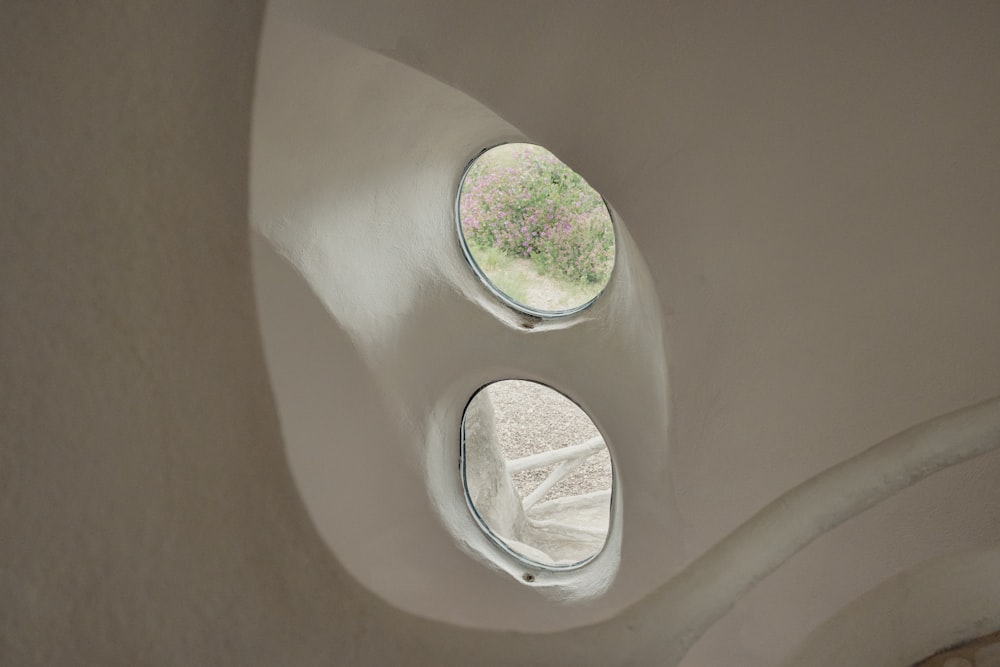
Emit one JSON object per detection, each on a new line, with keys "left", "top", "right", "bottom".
{"left": 461, "top": 380, "right": 613, "bottom": 568}
{"left": 457, "top": 144, "right": 615, "bottom": 316}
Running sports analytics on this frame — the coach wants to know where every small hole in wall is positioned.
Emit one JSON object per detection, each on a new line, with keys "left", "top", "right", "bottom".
{"left": 457, "top": 143, "right": 615, "bottom": 316}
{"left": 461, "top": 379, "right": 613, "bottom": 568}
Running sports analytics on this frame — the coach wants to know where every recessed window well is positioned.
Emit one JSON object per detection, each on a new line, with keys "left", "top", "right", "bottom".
{"left": 458, "top": 143, "right": 615, "bottom": 315}
{"left": 461, "top": 380, "right": 613, "bottom": 568}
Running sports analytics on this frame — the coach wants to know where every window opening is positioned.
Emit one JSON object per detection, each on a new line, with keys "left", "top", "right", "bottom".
{"left": 461, "top": 379, "right": 613, "bottom": 568}
{"left": 458, "top": 143, "right": 615, "bottom": 316}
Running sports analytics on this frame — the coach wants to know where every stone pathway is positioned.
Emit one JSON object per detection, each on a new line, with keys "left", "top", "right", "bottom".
{"left": 509, "top": 257, "right": 601, "bottom": 312}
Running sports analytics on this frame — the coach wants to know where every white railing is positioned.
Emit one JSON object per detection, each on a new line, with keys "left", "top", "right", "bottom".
{"left": 505, "top": 436, "right": 605, "bottom": 511}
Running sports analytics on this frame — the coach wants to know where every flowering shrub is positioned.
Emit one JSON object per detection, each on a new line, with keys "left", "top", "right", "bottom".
{"left": 460, "top": 144, "right": 614, "bottom": 284}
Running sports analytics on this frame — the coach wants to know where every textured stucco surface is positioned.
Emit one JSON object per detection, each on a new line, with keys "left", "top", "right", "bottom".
{"left": 3, "top": 2, "right": 1000, "bottom": 666}
{"left": 251, "top": 13, "right": 673, "bottom": 628}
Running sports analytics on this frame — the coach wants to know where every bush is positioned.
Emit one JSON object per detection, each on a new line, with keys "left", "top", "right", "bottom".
{"left": 460, "top": 145, "right": 614, "bottom": 284}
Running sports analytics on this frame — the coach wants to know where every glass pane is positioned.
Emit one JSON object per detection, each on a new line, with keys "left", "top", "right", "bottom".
{"left": 462, "top": 380, "right": 613, "bottom": 567}
{"left": 458, "top": 144, "right": 615, "bottom": 315}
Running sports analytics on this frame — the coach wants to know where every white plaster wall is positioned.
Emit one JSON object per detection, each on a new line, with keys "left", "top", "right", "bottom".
{"left": 3, "top": 1, "right": 1000, "bottom": 666}
{"left": 251, "top": 13, "right": 678, "bottom": 630}
{"left": 271, "top": 2, "right": 1000, "bottom": 664}
{"left": 783, "top": 546, "right": 1000, "bottom": 666}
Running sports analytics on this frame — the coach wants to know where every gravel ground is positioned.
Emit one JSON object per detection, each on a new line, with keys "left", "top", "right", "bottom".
{"left": 487, "top": 380, "right": 612, "bottom": 504}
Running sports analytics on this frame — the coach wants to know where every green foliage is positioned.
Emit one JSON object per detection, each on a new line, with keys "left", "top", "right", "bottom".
{"left": 459, "top": 144, "right": 614, "bottom": 285}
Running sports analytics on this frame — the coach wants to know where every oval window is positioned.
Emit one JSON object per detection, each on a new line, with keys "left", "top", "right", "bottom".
{"left": 461, "top": 380, "right": 613, "bottom": 568}
{"left": 458, "top": 144, "right": 615, "bottom": 315}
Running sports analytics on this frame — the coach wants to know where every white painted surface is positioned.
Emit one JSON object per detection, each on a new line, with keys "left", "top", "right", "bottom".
{"left": 782, "top": 547, "right": 1000, "bottom": 666}
{"left": 3, "top": 1, "right": 1000, "bottom": 666}
{"left": 251, "top": 13, "right": 675, "bottom": 623}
